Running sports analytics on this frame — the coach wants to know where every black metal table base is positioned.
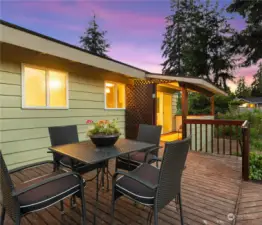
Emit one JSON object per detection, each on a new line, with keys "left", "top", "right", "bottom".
{"left": 100, "top": 161, "right": 113, "bottom": 191}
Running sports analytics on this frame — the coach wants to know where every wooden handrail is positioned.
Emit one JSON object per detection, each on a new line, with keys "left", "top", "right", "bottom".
{"left": 185, "top": 119, "right": 244, "bottom": 126}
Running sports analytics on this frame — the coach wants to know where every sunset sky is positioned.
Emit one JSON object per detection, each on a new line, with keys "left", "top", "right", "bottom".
{"left": 1, "top": 0, "right": 260, "bottom": 91}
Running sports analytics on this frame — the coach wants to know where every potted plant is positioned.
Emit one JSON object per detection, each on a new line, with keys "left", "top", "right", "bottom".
{"left": 86, "top": 119, "right": 121, "bottom": 147}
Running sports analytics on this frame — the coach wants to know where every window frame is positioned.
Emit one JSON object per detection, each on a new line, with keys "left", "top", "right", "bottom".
{"left": 104, "top": 81, "right": 126, "bottom": 110}
{"left": 22, "top": 64, "right": 69, "bottom": 109}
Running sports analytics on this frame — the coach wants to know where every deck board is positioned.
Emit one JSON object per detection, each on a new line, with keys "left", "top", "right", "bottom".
{"left": 1, "top": 150, "right": 262, "bottom": 224}
{"left": 236, "top": 181, "right": 262, "bottom": 225}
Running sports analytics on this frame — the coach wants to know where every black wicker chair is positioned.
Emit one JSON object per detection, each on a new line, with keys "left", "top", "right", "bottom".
{"left": 115, "top": 124, "right": 162, "bottom": 171}
{"left": 0, "top": 151, "right": 86, "bottom": 225}
{"left": 48, "top": 125, "right": 107, "bottom": 210}
{"left": 111, "top": 137, "right": 191, "bottom": 225}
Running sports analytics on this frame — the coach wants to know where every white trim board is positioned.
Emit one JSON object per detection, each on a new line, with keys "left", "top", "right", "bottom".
{"left": 146, "top": 74, "right": 227, "bottom": 96}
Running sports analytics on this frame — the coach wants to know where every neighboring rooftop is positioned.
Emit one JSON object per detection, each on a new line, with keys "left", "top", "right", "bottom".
{"left": 238, "top": 97, "right": 262, "bottom": 104}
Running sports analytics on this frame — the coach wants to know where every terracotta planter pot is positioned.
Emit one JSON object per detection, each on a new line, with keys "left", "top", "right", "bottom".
{"left": 89, "top": 134, "right": 120, "bottom": 147}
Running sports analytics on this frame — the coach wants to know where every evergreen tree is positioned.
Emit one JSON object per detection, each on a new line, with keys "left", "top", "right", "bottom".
{"left": 208, "top": 4, "right": 236, "bottom": 91}
{"left": 161, "top": 0, "right": 200, "bottom": 76}
{"left": 161, "top": 0, "right": 184, "bottom": 75}
{"left": 161, "top": 0, "right": 235, "bottom": 91}
{"left": 194, "top": 0, "right": 235, "bottom": 90}
{"left": 181, "top": 0, "right": 207, "bottom": 78}
{"left": 80, "top": 15, "right": 110, "bottom": 57}
{"left": 227, "top": 0, "right": 262, "bottom": 66}
{"left": 235, "top": 76, "right": 251, "bottom": 97}
{"left": 251, "top": 63, "right": 262, "bottom": 97}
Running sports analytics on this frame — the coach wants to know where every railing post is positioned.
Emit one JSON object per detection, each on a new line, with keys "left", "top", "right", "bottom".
{"left": 242, "top": 121, "right": 250, "bottom": 181}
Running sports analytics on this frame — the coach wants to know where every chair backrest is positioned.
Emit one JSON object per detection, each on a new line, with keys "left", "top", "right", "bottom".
{"left": 156, "top": 137, "right": 190, "bottom": 210}
{"left": 0, "top": 151, "right": 18, "bottom": 221}
{"left": 48, "top": 125, "right": 79, "bottom": 146}
{"left": 136, "top": 124, "right": 162, "bottom": 155}
{"left": 48, "top": 125, "right": 79, "bottom": 162}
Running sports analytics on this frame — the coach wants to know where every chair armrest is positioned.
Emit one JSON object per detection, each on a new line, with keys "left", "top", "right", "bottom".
{"left": 144, "top": 146, "right": 161, "bottom": 162}
{"left": 13, "top": 171, "right": 83, "bottom": 197}
{"left": 147, "top": 157, "right": 162, "bottom": 165}
{"left": 113, "top": 170, "right": 158, "bottom": 190}
{"left": 9, "top": 161, "right": 54, "bottom": 174}
{"left": 147, "top": 146, "right": 162, "bottom": 153}
{"left": 155, "top": 157, "right": 162, "bottom": 162}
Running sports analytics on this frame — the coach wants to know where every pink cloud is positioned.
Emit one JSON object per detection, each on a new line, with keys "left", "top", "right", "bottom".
{"left": 234, "top": 60, "right": 262, "bottom": 86}
{"left": 109, "top": 43, "right": 162, "bottom": 72}
{"left": 90, "top": 5, "right": 164, "bottom": 28}
{"left": 229, "top": 19, "right": 246, "bottom": 31}
{"left": 17, "top": 1, "right": 77, "bottom": 15}
{"left": 11, "top": 15, "right": 83, "bottom": 32}
{"left": 8, "top": 0, "right": 164, "bottom": 35}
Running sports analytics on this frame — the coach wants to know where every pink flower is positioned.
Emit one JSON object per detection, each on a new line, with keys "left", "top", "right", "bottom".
{"left": 86, "top": 120, "right": 93, "bottom": 124}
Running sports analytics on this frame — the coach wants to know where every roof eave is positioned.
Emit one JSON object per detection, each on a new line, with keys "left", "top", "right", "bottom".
{"left": 146, "top": 73, "right": 227, "bottom": 96}
{"left": 0, "top": 20, "right": 147, "bottom": 79}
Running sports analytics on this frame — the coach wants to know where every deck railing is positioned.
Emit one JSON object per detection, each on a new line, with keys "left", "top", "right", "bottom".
{"left": 241, "top": 120, "right": 250, "bottom": 181}
{"left": 184, "top": 119, "right": 250, "bottom": 180}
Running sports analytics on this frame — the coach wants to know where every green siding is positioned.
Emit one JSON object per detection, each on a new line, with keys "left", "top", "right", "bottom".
{"left": 0, "top": 60, "right": 126, "bottom": 169}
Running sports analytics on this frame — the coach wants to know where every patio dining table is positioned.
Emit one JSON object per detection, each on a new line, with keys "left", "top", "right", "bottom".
{"left": 48, "top": 138, "right": 156, "bottom": 167}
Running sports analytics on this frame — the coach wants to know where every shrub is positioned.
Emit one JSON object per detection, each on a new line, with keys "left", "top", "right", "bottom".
{"left": 175, "top": 93, "right": 239, "bottom": 115}
{"left": 215, "top": 109, "right": 262, "bottom": 180}
{"left": 249, "top": 152, "right": 262, "bottom": 180}
{"left": 217, "top": 109, "right": 262, "bottom": 152}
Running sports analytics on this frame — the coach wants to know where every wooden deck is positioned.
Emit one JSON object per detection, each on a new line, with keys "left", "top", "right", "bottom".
{"left": 1, "top": 151, "right": 262, "bottom": 225}
{"left": 236, "top": 181, "right": 262, "bottom": 225}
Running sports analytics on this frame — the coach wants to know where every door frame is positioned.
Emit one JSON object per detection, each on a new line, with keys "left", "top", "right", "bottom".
{"left": 156, "top": 91, "right": 173, "bottom": 134}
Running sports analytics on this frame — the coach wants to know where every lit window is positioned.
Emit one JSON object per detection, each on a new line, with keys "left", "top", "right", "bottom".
{"left": 240, "top": 103, "right": 248, "bottom": 108}
{"left": 24, "top": 67, "right": 46, "bottom": 107}
{"left": 49, "top": 70, "right": 67, "bottom": 107}
{"left": 105, "top": 81, "right": 125, "bottom": 109}
{"left": 23, "top": 65, "right": 68, "bottom": 108}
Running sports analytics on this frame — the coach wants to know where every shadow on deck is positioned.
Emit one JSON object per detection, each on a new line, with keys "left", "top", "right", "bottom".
{"left": 1, "top": 151, "right": 262, "bottom": 225}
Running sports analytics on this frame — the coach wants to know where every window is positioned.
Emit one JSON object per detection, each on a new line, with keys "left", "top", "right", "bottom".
{"left": 22, "top": 65, "right": 68, "bottom": 109}
{"left": 105, "top": 81, "right": 125, "bottom": 109}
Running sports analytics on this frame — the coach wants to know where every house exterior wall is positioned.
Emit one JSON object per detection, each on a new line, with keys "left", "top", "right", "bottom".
{"left": 0, "top": 59, "right": 126, "bottom": 169}
{"left": 239, "top": 105, "right": 262, "bottom": 112}
{"left": 239, "top": 102, "right": 262, "bottom": 112}
{"left": 239, "top": 107, "right": 254, "bottom": 113}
